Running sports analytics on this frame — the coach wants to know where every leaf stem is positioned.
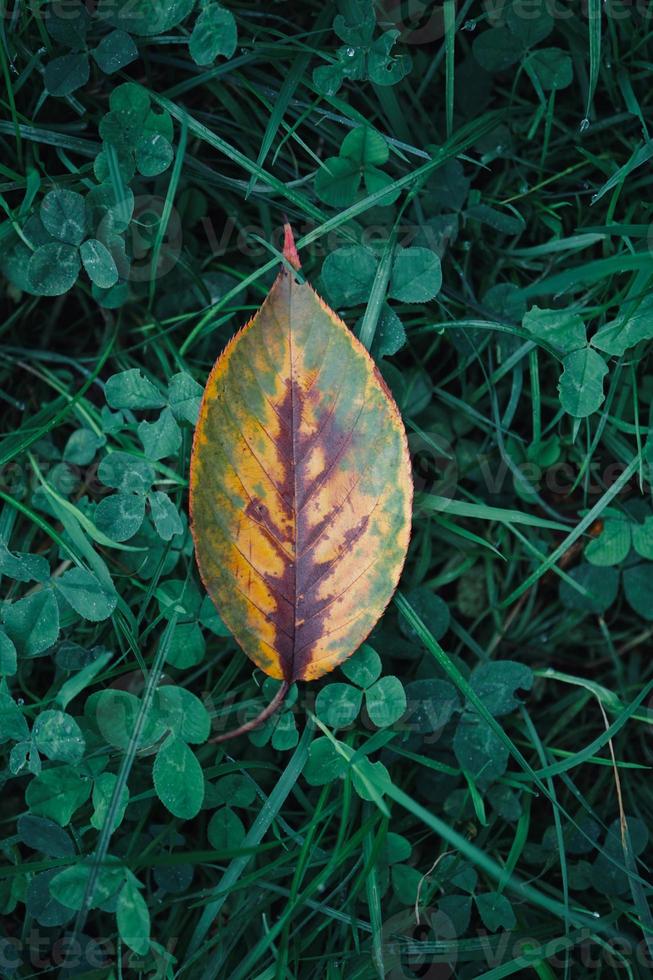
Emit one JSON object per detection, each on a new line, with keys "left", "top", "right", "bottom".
{"left": 210, "top": 681, "right": 290, "bottom": 743}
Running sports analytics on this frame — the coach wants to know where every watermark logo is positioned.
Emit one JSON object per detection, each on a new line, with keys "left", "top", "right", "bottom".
{"left": 375, "top": 0, "right": 457, "bottom": 45}
{"left": 409, "top": 430, "right": 459, "bottom": 515}
{"left": 127, "top": 195, "right": 183, "bottom": 282}
{"left": 379, "top": 906, "right": 458, "bottom": 979}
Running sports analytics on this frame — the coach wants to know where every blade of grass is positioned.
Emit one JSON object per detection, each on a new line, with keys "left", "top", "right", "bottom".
{"left": 185, "top": 720, "right": 314, "bottom": 960}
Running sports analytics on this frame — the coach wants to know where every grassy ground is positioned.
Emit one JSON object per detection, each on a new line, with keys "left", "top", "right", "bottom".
{"left": 1, "top": 0, "right": 653, "bottom": 977}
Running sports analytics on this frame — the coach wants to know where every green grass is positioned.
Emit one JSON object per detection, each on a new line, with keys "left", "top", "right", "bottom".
{"left": 1, "top": 1, "right": 653, "bottom": 977}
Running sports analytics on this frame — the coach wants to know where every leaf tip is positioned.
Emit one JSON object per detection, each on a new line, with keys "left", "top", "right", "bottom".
{"left": 283, "top": 223, "right": 301, "bottom": 270}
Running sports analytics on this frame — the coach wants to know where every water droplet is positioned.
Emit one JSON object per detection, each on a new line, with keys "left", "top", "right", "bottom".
{"left": 591, "top": 193, "right": 599, "bottom": 204}
{"left": 346, "top": 47, "right": 356, "bottom": 57}
{"left": 17, "top": 698, "right": 24, "bottom": 706}
{"left": 580, "top": 117, "right": 590, "bottom": 133}
{"left": 519, "top": 181, "right": 528, "bottom": 193}
{"left": 463, "top": 19, "right": 476, "bottom": 30}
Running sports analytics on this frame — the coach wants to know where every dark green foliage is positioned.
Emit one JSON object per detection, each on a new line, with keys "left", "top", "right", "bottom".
{"left": 1, "top": 0, "right": 653, "bottom": 976}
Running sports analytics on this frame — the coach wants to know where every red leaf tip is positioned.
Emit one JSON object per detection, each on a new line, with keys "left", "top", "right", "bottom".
{"left": 283, "top": 223, "right": 301, "bottom": 270}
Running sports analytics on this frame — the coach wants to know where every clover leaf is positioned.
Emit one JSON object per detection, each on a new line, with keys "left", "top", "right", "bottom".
{"left": 313, "top": 1, "right": 411, "bottom": 96}
{"left": 315, "top": 126, "right": 400, "bottom": 208}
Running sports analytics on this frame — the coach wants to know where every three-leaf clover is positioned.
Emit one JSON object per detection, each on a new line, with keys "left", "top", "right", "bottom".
{"left": 452, "top": 661, "right": 533, "bottom": 790}
{"left": 315, "top": 644, "right": 407, "bottom": 730}
{"left": 44, "top": 2, "right": 138, "bottom": 98}
{"left": 559, "top": 503, "right": 653, "bottom": 621}
{"left": 0, "top": 546, "right": 117, "bottom": 680}
{"left": 96, "top": 83, "right": 174, "bottom": 183}
{"left": 24, "top": 188, "right": 120, "bottom": 296}
{"left": 522, "top": 306, "right": 607, "bottom": 418}
{"left": 315, "top": 127, "right": 400, "bottom": 208}
{"left": 313, "top": 0, "right": 411, "bottom": 96}
{"left": 472, "top": 1, "right": 553, "bottom": 73}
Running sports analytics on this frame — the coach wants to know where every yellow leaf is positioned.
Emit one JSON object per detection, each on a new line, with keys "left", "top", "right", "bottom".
{"left": 190, "top": 226, "right": 412, "bottom": 686}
